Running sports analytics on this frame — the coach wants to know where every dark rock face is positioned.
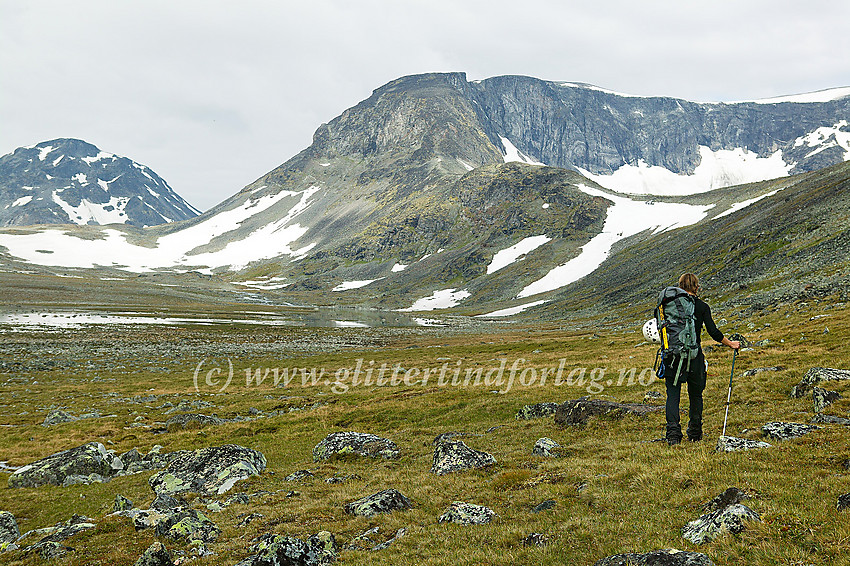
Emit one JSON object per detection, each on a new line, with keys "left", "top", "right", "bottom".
{"left": 312, "top": 431, "right": 400, "bottom": 462}
{"left": 234, "top": 531, "right": 337, "bottom": 566}
{"left": 761, "top": 422, "right": 820, "bottom": 440}
{"left": 515, "top": 402, "right": 560, "bottom": 420}
{"left": 594, "top": 549, "right": 715, "bottom": 566}
{"left": 133, "top": 542, "right": 175, "bottom": 566}
{"left": 0, "top": 510, "right": 19, "bottom": 544}
{"left": 0, "top": 138, "right": 198, "bottom": 227}
{"left": 430, "top": 439, "right": 496, "bottom": 475}
{"left": 8, "top": 442, "right": 118, "bottom": 488}
{"left": 791, "top": 367, "right": 850, "bottom": 398}
{"left": 554, "top": 397, "right": 663, "bottom": 426}
{"left": 149, "top": 444, "right": 266, "bottom": 496}
{"left": 344, "top": 489, "right": 412, "bottom": 517}
{"left": 437, "top": 501, "right": 496, "bottom": 525}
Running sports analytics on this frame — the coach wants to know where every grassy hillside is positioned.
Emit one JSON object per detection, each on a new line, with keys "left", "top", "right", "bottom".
{"left": 0, "top": 299, "right": 848, "bottom": 565}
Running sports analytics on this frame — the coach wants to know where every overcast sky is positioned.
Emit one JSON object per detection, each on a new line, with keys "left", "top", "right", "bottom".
{"left": 2, "top": 1, "right": 848, "bottom": 211}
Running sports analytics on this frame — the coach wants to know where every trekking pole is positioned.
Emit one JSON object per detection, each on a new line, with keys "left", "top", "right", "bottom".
{"left": 721, "top": 349, "right": 738, "bottom": 438}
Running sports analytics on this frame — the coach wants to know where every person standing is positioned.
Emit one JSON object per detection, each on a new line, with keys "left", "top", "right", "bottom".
{"left": 664, "top": 273, "right": 740, "bottom": 445}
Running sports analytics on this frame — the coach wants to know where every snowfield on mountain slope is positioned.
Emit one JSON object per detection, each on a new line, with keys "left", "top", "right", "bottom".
{"left": 0, "top": 187, "right": 321, "bottom": 271}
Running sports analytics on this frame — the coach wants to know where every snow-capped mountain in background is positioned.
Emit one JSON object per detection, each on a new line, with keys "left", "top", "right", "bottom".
{"left": 0, "top": 139, "right": 200, "bottom": 227}
{"left": 0, "top": 74, "right": 848, "bottom": 313}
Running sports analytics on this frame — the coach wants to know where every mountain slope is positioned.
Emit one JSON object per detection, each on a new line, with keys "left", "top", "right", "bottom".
{"left": 0, "top": 139, "right": 199, "bottom": 227}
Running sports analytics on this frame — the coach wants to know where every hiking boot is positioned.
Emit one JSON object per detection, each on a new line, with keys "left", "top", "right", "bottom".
{"left": 687, "top": 436, "right": 702, "bottom": 442}
{"left": 667, "top": 437, "right": 682, "bottom": 446}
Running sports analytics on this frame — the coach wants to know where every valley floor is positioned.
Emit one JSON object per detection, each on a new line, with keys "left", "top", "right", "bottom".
{"left": 0, "top": 299, "right": 849, "bottom": 565}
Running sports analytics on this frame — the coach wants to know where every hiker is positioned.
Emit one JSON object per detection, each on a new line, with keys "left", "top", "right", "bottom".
{"left": 661, "top": 273, "right": 739, "bottom": 445}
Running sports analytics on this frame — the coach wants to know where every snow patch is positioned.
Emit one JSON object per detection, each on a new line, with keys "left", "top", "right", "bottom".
{"left": 487, "top": 235, "right": 551, "bottom": 274}
{"left": 11, "top": 196, "right": 33, "bottom": 207}
{"left": 332, "top": 278, "right": 383, "bottom": 291}
{"left": 500, "top": 137, "right": 545, "bottom": 165}
{"left": 51, "top": 192, "right": 130, "bottom": 224}
{"left": 52, "top": 155, "right": 65, "bottom": 166}
{"left": 518, "top": 185, "right": 713, "bottom": 298}
{"left": 579, "top": 146, "right": 792, "bottom": 196}
{"left": 743, "top": 87, "right": 850, "bottom": 105}
{"left": 399, "top": 289, "right": 471, "bottom": 312}
{"left": 794, "top": 120, "right": 850, "bottom": 160}
{"left": 82, "top": 151, "right": 115, "bottom": 164}
{"left": 391, "top": 263, "right": 407, "bottom": 272}
{"left": 476, "top": 300, "right": 548, "bottom": 318}
{"left": 38, "top": 145, "right": 55, "bottom": 161}
{"left": 714, "top": 188, "right": 784, "bottom": 219}
{"left": 73, "top": 173, "right": 88, "bottom": 185}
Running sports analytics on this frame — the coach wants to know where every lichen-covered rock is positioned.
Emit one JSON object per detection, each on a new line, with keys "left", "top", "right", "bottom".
{"left": 62, "top": 472, "right": 109, "bottom": 487}
{"left": 700, "top": 488, "right": 748, "bottom": 513}
{"left": 344, "top": 489, "right": 413, "bottom": 517}
{"left": 234, "top": 531, "right": 337, "bottom": 566}
{"left": 532, "top": 437, "right": 563, "bottom": 458}
{"left": 18, "top": 515, "right": 95, "bottom": 556}
{"left": 812, "top": 387, "right": 841, "bottom": 413}
{"left": 761, "top": 422, "right": 820, "bottom": 441}
{"left": 134, "top": 542, "right": 175, "bottom": 566}
{"left": 8, "top": 442, "right": 118, "bottom": 488}
{"left": 164, "top": 413, "right": 225, "bottom": 431}
{"left": 742, "top": 366, "right": 784, "bottom": 378}
{"left": 522, "top": 533, "right": 548, "bottom": 547}
{"left": 285, "top": 469, "right": 315, "bottom": 481}
{"left": 715, "top": 436, "right": 772, "bottom": 453}
{"left": 431, "top": 439, "right": 496, "bottom": 475}
{"left": 554, "top": 397, "right": 663, "bottom": 426}
{"left": 34, "top": 541, "right": 75, "bottom": 559}
{"left": 594, "top": 548, "right": 715, "bottom": 565}
{"left": 515, "top": 402, "right": 559, "bottom": 420}
{"left": 149, "top": 444, "right": 266, "bottom": 496}
{"left": 132, "top": 505, "right": 219, "bottom": 543}
{"left": 811, "top": 414, "right": 850, "bottom": 425}
{"left": 312, "top": 431, "right": 400, "bottom": 462}
{"left": 113, "top": 495, "right": 134, "bottom": 513}
{"left": 790, "top": 367, "right": 850, "bottom": 398}
{"left": 838, "top": 493, "right": 850, "bottom": 511}
{"left": 0, "top": 511, "right": 19, "bottom": 544}
{"left": 42, "top": 409, "right": 78, "bottom": 427}
{"left": 532, "top": 499, "right": 556, "bottom": 513}
{"left": 682, "top": 503, "right": 760, "bottom": 544}
{"left": 437, "top": 501, "right": 495, "bottom": 525}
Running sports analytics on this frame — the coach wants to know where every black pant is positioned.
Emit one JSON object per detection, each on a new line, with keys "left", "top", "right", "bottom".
{"left": 664, "top": 351, "right": 706, "bottom": 442}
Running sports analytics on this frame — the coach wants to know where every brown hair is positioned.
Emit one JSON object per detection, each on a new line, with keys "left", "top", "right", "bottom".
{"left": 678, "top": 273, "right": 699, "bottom": 295}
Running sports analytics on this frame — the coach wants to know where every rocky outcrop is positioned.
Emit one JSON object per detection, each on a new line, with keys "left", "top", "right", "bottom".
{"left": 790, "top": 367, "right": 850, "bottom": 398}
{"left": 437, "top": 501, "right": 496, "bottom": 525}
{"left": 761, "top": 422, "right": 820, "bottom": 441}
{"left": 715, "top": 436, "right": 772, "bottom": 452}
{"left": 113, "top": 495, "right": 134, "bottom": 513}
{"left": 0, "top": 511, "right": 19, "bottom": 545}
{"left": 8, "top": 442, "right": 119, "bottom": 488}
{"left": 554, "top": 397, "right": 663, "bottom": 426}
{"left": 682, "top": 489, "right": 760, "bottom": 544}
{"left": 532, "top": 437, "right": 563, "bottom": 458}
{"left": 515, "top": 402, "right": 559, "bottom": 420}
{"left": 312, "top": 431, "right": 400, "bottom": 462}
{"left": 344, "top": 489, "right": 413, "bottom": 517}
{"left": 133, "top": 542, "right": 175, "bottom": 566}
{"left": 347, "top": 526, "right": 406, "bottom": 552}
{"left": 594, "top": 549, "right": 715, "bottom": 566}
{"left": 131, "top": 503, "right": 219, "bottom": 544}
{"left": 430, "top": 439, "right": 496, "bottom": 475}
{"left": 234, "top": 532, "right": 337, "bottom": 566}
{"left": 149, "top": 444, "right": 266, "bottom": 496}
{"left": 18, "top": 515, "right": 96, "bottom": 557}
{"left": 812, "top": 387, "right": 841, "bottom": 413}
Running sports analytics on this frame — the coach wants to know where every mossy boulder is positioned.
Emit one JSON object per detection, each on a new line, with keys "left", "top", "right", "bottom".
{"left": 234, "top": 531, "right": 337, "bottom": 566}
{"left": 312, "top": 431, "right": 400, "bottom": 462}
{"left": 595, "top": 549, "right": 715, "bottom": 565}
{"left": 133, "top": 542, "right": 174, "bottom": 566}
{"left": 149, "top": 444, "right": 266, "bottom": 497}
{"left": 8, "top": 442, "right": 118, "bottom": 488}
{"left": 437, "top": 501, "right": 495, "bottom": 525}
{"left": 682, "top": 503, "right": 760, "bottom": 545}
{"left": 344, "top": 489, "right": 413, "bottom": 517}
{"left": 0, "top": 511, "right": 19, "bottom": 544}
{"left": 430, "top": 439, "right": 496, "bottom": 475}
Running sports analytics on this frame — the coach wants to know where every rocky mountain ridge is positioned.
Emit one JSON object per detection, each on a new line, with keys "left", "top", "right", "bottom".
{"left": 0, "top": 139, "right": 199, "bottom": 227}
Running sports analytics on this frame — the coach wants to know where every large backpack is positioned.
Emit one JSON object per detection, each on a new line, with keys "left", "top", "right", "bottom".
{"left": 654, "top": 286, "right": 699, "bottom": 385}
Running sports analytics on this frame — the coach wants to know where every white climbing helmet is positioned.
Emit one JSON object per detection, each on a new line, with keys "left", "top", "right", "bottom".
{"left": 643, "top": 318, "right": 661, "bottom": 344}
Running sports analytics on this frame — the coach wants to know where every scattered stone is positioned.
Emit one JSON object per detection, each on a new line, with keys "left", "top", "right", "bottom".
{"left": 522, "top": 533, "right": 548, "bottom": 547}
{"left": 312, "top": 431, "right": 400, "bottom": 462}
{"left": 133, "top": 541, "right": 174, "bottom": 566}
{"left": 8, "top": 442, "right": 120, "bottom": 488}
{"left": 438, "top": 501, "right": 496, "bottom": 525}
{"left": 234, "top": 532, "right": 336, "bottom": 566}
{"left": 164, "top": 413, "right": 225, "bottom": 431}
{"left": 812, "top": 388, "right": 841, "bottom": 413}
{"left": 113, "top": 495, "right": 134, "bottom": 513}
{"left": 643, "top": 391, "right": 663, "bottom": 403}
{"left": 325, "top": 474, "right": 360, "bottom": 484}
{"left": 430, "top": 439, "right": 496, "bottom": 475}
{"left": 682, "top": 493, "right": 760, "bottom": 545}
{"left": 811, "top": 414, "right": 850, "bottom": 425}
{"left": 532, "top": 499, "right": 556, "bottom": 513}
{"left": 42, "top": 409, "right": 78, "bottom": 427}
{"left": 152, "top": 493, "right": 182, "bottom": 511}
{"left": 62, "top": 472, "right": 109, "bottom": 487}
{"left": 761, "top": 422, "right": 820, "bottom": 441}
{"left": 838, "top": 493, "right": 850, "bottom": 511}
{"left": 133, "top": 505, "right": 219, "bottom": 543}
{"left": 344, "top": 489, "right": 413, "bottom": 517}
{"left": 149, "top": 444, "right": 266, "bottom": 496}
{"left": 0, "top": 510, "right": 19, "bottom": 544}
{"left": 741, "top": 366, "right": 784, "bottom": 377}
{"left": 18, "top": 515, "right": 95, "bottom": 556}
{"left": 715, "top": 436, "right": 772, "bottom": 453}
{"left": 790, "top": 367, "right": 850, "bottom": 398}
{"left": 532, "top": 437, "right": 563, "bottom": 458}
{"left": 284, "top": 469, "right": 315, "bottom": 481}
{"left": 594, "top": 548, "right": 715, "bottom": 565}
{"left": 370, "top": 528, "right": 406, "bottom": 551}
{"left": 235, "top": 513, "right": 264, "bottom": 528}
{"left": 34, "top": 541, "right": 74, "bottom": 559}
{"left": 701, "top": 487, "right": 748, "bottom": 513}
{"left": 515, "top": 402, "right": 559, "bottom": 420}
{"left": 554, "top": 397, "right": 663, "bottom": 426}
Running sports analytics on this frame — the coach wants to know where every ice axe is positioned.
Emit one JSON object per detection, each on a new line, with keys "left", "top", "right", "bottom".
{"left": 721, "top": 348, "right": 739, "bottom": 438}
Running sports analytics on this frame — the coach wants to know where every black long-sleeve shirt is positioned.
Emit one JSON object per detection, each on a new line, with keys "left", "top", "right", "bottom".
{"left": 694, "top": 297, "right": 724, "bottom": 346}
